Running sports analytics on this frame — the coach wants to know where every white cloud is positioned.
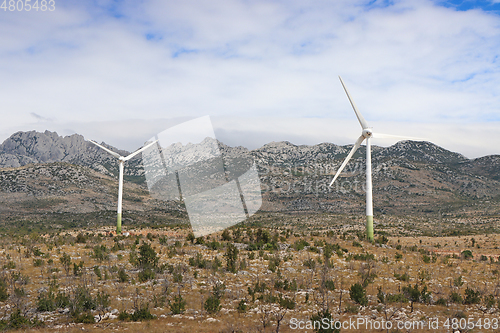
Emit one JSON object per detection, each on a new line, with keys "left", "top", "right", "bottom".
{"left": 0, "top": 0, "right": 499, "bottom": 158}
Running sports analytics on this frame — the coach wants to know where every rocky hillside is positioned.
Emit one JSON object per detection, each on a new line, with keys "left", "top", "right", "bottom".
{"left": 0, "top": 130, "right": 499, "bottom": 217}
{"left": 0, "top": 130, "right": 144, "bottom": 182}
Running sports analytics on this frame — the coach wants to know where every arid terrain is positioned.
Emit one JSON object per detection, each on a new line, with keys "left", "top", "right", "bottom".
{"left": 0, "top": 213, "right": 499, "bottom": 332}
{"left": 0, "top": 131, "right": 499, "bottom": 332}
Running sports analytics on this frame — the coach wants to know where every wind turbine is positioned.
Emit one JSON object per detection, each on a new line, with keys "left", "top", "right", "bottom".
{"left": 329, "top": 76, "right": 412, "bottom": 241}
{"left": 89, "top": 139, "right": 158, "bottom": 234}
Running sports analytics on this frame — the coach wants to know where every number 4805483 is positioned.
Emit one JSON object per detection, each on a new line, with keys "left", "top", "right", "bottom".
{"left": 1, "top": 0, "right": 56, "bottom": 11}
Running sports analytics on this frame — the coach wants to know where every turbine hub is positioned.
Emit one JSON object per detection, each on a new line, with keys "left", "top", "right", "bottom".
{"left": 362, "top": 129, "right": 373, "bottom": 138}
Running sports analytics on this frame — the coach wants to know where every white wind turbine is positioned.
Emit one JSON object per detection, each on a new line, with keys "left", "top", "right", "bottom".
{"left": 89, "top": 139, "right": 158, "bottom": 234}
{"left": 329, "top": 76, "right": 416, "bottom": 241}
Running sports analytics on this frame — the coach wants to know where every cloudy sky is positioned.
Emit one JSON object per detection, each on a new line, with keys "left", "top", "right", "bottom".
{"left": 0, "top": 0, "right": 499, "bottom": 158}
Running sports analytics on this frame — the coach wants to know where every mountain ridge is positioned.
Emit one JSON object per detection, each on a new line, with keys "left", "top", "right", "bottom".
{"left": 0, "top": 130, "right": 495, "bottom": 170}
{"left": 0, "top": 130, "right": 499, "bottom": 218}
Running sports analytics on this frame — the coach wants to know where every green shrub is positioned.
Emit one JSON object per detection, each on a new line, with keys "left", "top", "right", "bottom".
{"left": 159, "top": 236, "right": 168, "bottom": 245}
{"left": 449, "top": 292, "right": 463, "bottom": 304}
{"left": 5, "top": 308, "right": 43, "bottom": 329}
{"left": 207, "top": 240, "right": 222, "bottom": 251}
{"left": 464, "top": 287, "right": 481, "bottom": 305}
{"left": 71, "top": 285, "right": 97, "bottom": 317}
{"left": 118, "top": 268, "right": 129, "bottom": 283}
{"left": 324, "top": 279, "right": 335, "bottom": 291}
{"left": 225, "top": 243, "right": 239, "bottom": 273}
{"left": 310, "top": 309, "right": 340, "bottom": 333}
{"left": 3, "top": 261, "right": 16, "bottom": 269}
{"left": 32, "top": 247, "right": 44, "bottom": 257}
{"left": 237, "top": 299, "right": 247, "bottom": 313}
{"left": 137, "top": 242, "right": 158, "bottom": 269}
{"left": 169, "top": 294, "right": 186, "bottom": 315}
{"left": 111, "top": 241, "right": 125, "bottom": 252}
{"left": 33, "top": 259, "right": 44, "bottom": 267}
{"left": 74, "top": 312, "right": 94, "bottom": 324}
{"left": 130, "top": 306, "right": 155, "bottom": 321}
{"left": 279, "top": 295, "right": 296, "bottom": 309}
{"left": 221, "top": 229, "right": 231, "bottom": 241}
{"left": 204, "top": 295, "right": 221, "bottom": 314}
{"left": 73, "top": 261, "right": 84, "bottom": 276}
{"left": 188, "top": 252, "right": 207, "bottom": 269}
{"left": 353, "top": 252, "right": 375, "bottom": 261}
{"left": 308, "top": 246, "right": 320, "bottom": 253}
{"left": 386, "top": 293, "right": 408, "bottom": 303}
{"left": 93, "top": 266, "right": 102, "bottom": 280}
{"left": 76, "top": 233, "right": 87, "bottom": 244}
{"left": 55, "top": 292, "right": 70, "bottom": 308}
{"left": 0, "top": 277, "right": 9, "bottom": 302}
{"left": 60, "top": 253, "right": 71, "bottom": 275}
{"left": 186, "top": 232, "right": 195, "bottom": 243}
{"left": 274, "top": 278, "right": 298, "bottom": 291}
{"left": 118, "top": 311, "right": 130, "bottom": 321}
{"left": 453, "top": 275, "right": 464, "bottom": 287}
{"left": 375, "top": 235, "right": 389, "bottom": 245}
{"left": 210, "top": 257, "right": 222, "bottom": 271}
{"left": 461, "top": 250, "right": 473, "bottom": 260}
{"left": 350, "top": 283, "right": 368, "bottom": 306}
{"left": 268, "top": 255, "right": 281, "bottom": 273}
{"left": 138, "top": 268, "right": 155, "bottom": 282}
{"left": 394, "top": 272, "right": 409, "bottom": 282}
{"left": 293, "top": 239, "right": 310, "bottom": 251}
{"left": 435, "top": 298, "right": 447, "bottom": 306}
{"left": 92, "top": 245, "right": 109, "bottom": 262}
{"left": 303, "top": 258, "right": 316, "bottom": 269}
{"left": 37, "top": 292, "right": 56, "bottom": 312}
{"left": 402, "top": 284, "right": 427, "bottom": 311}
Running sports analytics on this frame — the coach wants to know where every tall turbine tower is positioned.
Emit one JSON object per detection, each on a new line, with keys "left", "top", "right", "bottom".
{"left": 89, "top": 140, "right": 157, "bottom": 234}
{"left": 330, "top": 76, "right": 412, "bottom": 241}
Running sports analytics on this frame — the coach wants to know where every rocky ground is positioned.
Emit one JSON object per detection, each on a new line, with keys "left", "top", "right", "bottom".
{"left": 0, "top": 215, "right": 500, "bottom": 332}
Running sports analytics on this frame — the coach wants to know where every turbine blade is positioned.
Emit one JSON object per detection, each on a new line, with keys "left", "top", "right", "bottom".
{"left": 329, "top": 135, "right": 365, "bottom": 186}
{"left": 89, "top": 140, "right": 122, "bottom": 159}
{"left": 123, "top": 140, "right": 159, "bottom": 161}
{"left": 339, "top": 76, "right": 369, "bottom": 130}
{"left": 372, "top": 133, "right": 425, "bottom": 141}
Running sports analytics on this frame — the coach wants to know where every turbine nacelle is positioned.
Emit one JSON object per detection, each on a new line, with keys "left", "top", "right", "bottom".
{"left": 362, "top": 129, "right": 373, "bottom": 139}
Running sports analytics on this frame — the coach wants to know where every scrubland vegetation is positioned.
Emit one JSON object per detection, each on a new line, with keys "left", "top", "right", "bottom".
{"left": 0, "top": 213, "right": 499, "bottom": 332}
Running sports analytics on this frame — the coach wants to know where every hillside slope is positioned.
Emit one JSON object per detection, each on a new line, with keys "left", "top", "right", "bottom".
{"left": 0, "top": 130, "right": 499, "bottom": 218}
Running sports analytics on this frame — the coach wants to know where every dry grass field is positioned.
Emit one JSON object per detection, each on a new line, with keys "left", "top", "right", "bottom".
{"left": 0, "top": 213, "right": 500, "bottom": 332}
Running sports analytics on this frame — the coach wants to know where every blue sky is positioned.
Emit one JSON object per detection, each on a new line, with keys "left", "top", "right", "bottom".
{"left": 438, "top": 0, "right": 500, "bottom": 12}
{"left": 0, "top": 0, "right": 499, "bottom": 158}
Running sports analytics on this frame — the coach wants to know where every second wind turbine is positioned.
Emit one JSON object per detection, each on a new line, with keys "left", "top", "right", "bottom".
{"left": 89, "top": 139, "right": 157, "bottom": 234}
{"left": 330, "top": 76, "right": 412, "bottom": 241}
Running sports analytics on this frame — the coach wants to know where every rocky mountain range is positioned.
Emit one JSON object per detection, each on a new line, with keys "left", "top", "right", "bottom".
{"left": 0, "top": 130, "right": 499, "bottom": 218}
{"left": 0, "top": 130, "right": 144, "bottom": 182}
